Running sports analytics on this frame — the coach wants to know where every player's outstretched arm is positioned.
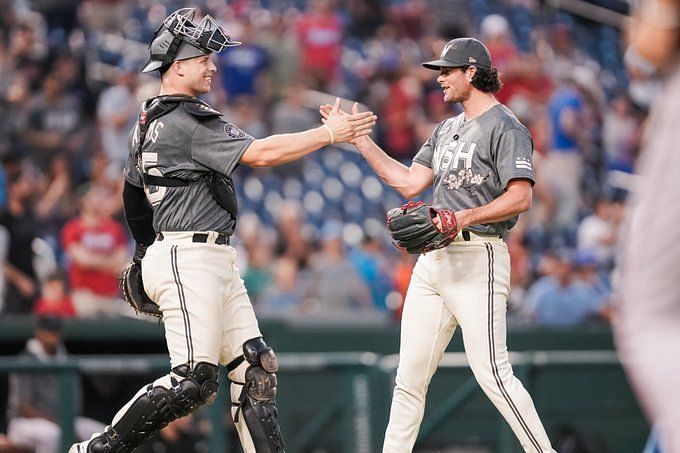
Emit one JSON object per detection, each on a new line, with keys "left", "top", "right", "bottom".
{"left": 320, "top": 102, "right": 432, "bottom": 199}
{"left": 240, "top": 98, "right": 376, "bottom": 168}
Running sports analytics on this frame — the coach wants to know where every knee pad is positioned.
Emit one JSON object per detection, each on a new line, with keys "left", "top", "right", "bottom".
{"left": 172, "top": 361, "right": 220, "bottom": 408}
{"left": 245, "top": 364, "right": 278, "bottom": 401}
{"left": 85, "top": 362, "right": 218, "bottom": 453}
{"left": 243, "top": 336, "right": 279, "bottom": 373}
{"left": 234, "top": 337, "right": 285, "bottom": 452}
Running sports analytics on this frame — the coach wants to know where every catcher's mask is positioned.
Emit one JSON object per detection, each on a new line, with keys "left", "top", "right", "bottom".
{"left": 141, "top": 8, "right": 240, "bottom": 73}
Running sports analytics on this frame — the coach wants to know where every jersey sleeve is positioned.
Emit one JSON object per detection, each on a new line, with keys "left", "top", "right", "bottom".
{"left": 190, "top": 119, "right": 255, "bottom": 175}
{"left": 495, "top": 127, "right": 535, "bottom": 189}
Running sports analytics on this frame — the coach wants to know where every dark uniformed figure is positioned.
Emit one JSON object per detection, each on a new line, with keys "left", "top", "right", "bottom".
{"left": 70, "top": 8, "right": 375, "bottom": 453}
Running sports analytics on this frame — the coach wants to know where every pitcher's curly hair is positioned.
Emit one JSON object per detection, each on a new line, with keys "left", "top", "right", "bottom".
{"left": 471, "top": 67, "right": 503, "bottom": 93}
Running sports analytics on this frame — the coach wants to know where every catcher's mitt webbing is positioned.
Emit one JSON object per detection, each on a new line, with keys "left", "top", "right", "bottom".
{"left": 120, "top": 262, "right": 163, "bottom": 318}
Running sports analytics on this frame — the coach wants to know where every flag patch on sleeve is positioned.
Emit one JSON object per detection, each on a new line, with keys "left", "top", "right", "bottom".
{"left": 515, "top": 158, "right": 532, "bottom": 170}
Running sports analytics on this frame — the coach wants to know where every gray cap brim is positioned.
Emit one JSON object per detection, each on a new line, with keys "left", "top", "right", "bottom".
{"left": 141, "top": 60, "right": 163, "bottom": 73}
{"left": 422, "top": 59, "right": 464, "bottom": 70}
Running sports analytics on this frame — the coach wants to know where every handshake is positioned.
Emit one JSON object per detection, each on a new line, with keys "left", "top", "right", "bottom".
{"left": 318, "top": 98, "right": 376, "bottom": 146}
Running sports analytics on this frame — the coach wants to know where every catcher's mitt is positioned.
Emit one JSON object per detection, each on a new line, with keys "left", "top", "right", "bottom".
{"left": 386, "top": 201, "right": 458, "bottom": 254}
{"left": 120, "top": 262, "right": 162, "bottom": 319}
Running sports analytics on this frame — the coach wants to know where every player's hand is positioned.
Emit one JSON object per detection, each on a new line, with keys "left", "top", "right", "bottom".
{"left": 432, "top": 209, "right": 459, "bottom": 235}
{"left": 320, "top": 101, "right": 374, "bottom": 147}
{"left": 432, "top": 215, "right": 442, "bottom": 231}
{"left": 320, "top": 98, "right": 376, "bottom": 144}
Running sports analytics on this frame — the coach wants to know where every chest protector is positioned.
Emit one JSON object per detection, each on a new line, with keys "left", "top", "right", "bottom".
{"left": 135, "top": 95, "right": 238, "bottom": 220}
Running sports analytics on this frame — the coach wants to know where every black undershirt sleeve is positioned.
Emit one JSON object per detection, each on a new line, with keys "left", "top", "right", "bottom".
{"left": 123, "top": 180, "right": 156, "bottom": 246}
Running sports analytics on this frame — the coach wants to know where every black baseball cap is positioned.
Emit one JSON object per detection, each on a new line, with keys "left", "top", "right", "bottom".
{"left": 422, "top": 38, "right": 492, "bottom": 70}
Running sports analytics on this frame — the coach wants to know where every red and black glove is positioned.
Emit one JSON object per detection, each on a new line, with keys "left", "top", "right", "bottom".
{"left": 386, "top": 201, "right": 458, "bottom": 254}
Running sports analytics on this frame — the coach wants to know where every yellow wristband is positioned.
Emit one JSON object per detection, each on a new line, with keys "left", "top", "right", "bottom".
{"left": 322, "top": 123, "right": 335, "bottom": 144}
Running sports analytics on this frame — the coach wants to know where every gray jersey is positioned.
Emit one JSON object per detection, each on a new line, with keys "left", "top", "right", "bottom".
{"left": 413, "top": 104, "right": 534, "bottom": 236}
{"left": 124, "top": 99, "right": 254, "bottom": 235}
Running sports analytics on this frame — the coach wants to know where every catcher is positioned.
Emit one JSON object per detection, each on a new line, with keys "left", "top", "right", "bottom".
{"left": 71, "top": 7, "right": 375, "bottom": 453}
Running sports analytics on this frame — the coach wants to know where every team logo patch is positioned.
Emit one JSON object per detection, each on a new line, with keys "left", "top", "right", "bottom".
{"left": 224, "top": 123, "right": 246, "bottom": 138}
{"left": 515, "top": 157, "right": 532, "bottom": 171}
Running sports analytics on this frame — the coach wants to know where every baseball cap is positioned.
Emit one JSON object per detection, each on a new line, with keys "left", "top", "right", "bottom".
{"left": 422, "top": 38, "right": 492, "bottom": 71}
{"left": 36, "top": 314, "right": 64, "bottom": 332}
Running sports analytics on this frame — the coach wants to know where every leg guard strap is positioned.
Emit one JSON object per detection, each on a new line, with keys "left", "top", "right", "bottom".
{"left": 239, "top": 392, "right": 286, "bottom": 453}
{"left": 85, "top": 362, "right": 218, "bottom": 452}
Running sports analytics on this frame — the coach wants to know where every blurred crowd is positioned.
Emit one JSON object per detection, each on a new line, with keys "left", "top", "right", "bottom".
{"left": 0, "top": 0, "right": 656, "bottom": 328}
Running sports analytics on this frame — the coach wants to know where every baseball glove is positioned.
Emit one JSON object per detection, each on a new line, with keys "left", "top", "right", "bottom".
{"left": 120, "top": 262, "right": 162, "bottom": 319}
{"left": 386, "top": 201, "right": 458, "bottom": 254}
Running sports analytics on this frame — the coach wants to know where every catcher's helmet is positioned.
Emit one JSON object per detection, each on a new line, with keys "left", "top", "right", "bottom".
{"left": 141, "top": 8, "right": 240, "bottom": 73}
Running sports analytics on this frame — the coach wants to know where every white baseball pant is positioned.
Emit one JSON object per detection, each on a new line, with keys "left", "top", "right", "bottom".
{"left": 383, "top": 235, "right": 554, "bottom": 452}
{"left": 141, "top": 231, "right": 263, "bottom": 452}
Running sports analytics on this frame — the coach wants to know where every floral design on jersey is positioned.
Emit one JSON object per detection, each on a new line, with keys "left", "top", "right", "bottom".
{"left": 444, "top": 168, "right": 492, "bottom": 194}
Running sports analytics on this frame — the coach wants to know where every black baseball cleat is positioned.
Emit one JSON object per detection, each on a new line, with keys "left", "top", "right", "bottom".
{"left": 69, "top": 434, "right": 112, "bottom": 453}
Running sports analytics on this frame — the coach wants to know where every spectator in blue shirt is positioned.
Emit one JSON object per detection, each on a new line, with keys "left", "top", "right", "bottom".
{"left": 541, "top": 68, "right": 597, "bottom": 230}
{"left": 218, "top": 20, "right": 270, "bottom": 102}
{"left": 525, "top": 250, "right": 606, "bottom": 327}
{"left": 349, "top": 233, "right": 392, "bottom": 311}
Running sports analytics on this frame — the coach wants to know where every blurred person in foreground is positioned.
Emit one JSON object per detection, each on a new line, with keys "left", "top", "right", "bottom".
{"left": 70, "top": 7, "right": 375, "bottom": 453}
{"left": 6, "top": 315, "right": 104, "bottom": 453}
{"left": 615, "top": 0, "right": 680, "bottom": 451}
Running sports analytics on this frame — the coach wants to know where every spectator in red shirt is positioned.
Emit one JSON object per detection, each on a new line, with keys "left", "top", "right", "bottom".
{"left": 296, "top": 0, "right": 344, "bottom": 89}
{"left": 33, "top": 270, "right": 76, "bottom": 318}
{"left": 481, "top": 14, "right": 553, "bottom": 105}
{"left": 61, "top": 186, "right": 128, "bottom": 317}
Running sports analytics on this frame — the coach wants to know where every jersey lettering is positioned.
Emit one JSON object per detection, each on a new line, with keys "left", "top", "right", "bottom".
{"left": 131, "top": 123, "right": 140, "bottom": 147}
{"left": 141, "top": 152, "right": 167, "bottom": 206}
{"left": 452, "top": 142, "right": 476, "bottom": 169}
{"left": 434, "top": 141, "right": 456, "bottom": 171}
{"left": 148, "top": 120, "right": 165, "bottom": 143}
{"left": 435, "top": 141, "right": 477, "bottom": 171}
